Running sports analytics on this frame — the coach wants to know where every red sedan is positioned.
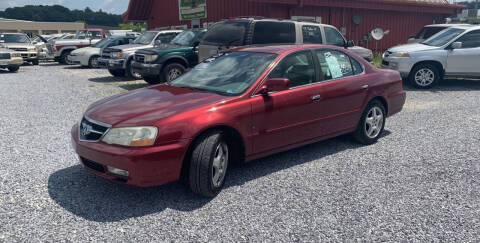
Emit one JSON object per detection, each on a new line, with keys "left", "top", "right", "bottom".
{"left": 71, "top": 44, "right": 406, "bottom": 197}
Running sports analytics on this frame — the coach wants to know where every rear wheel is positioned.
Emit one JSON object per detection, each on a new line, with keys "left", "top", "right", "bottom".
{"left": 409, "top": 63, "right": 440, "bottom": 89}
{"left": 108, "top": 69, "right": 125, "bottom": 77}
{"left": 143, "top": 76, "right": 161, "bottom": 85}
{"left": 8, "top": 66, "right": 19, "bottom": 72}
{"left": 189, "top": 131, "right": 229, "bottom": 197}
{"left": 161, "top": 63, "right": 186, "bottom": 83}
{"left": 353, "top": 100, "right": 386, "bottom": 145}
{"left": 88, "top": 55, "right": 100, "bottom": 68}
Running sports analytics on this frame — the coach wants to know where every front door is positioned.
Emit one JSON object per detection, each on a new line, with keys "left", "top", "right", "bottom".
{"left": 446, "top": 30, "right": 480, "bottom": 76}
{"left": 251, "top": 51, "right": 319, "bottom": 154}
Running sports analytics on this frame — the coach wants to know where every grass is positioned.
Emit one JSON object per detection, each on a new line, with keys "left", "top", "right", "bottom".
{"left": 372, "top": 52, "right": 382, "bottom": 68}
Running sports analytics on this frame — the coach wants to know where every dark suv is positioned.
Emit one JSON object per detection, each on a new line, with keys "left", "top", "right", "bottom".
{"left": 132, "top": 29, "right": 206, "bottom": 84}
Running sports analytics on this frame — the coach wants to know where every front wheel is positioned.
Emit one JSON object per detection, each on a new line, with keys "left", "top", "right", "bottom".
{"left": 161, "top": 63, "right": 186, "bottom": 82}
{"left": 126, "top": 60, "right": 142, "bottom": 79}
{"left": 8, "top": 66, "right": 19, "bottom": 72}
{"left": 189, "top": 131, "right": 229, "bottom": 197}
{"left": 409, "top": 63, "right": 440, "bottom": 89}
{"left": 60, "top": 51, "right": 72, "bottom": 65}
{"left": 353, "top": 100, "right": 386, "bottom": 145}
{"left": 88, "top": 55, "right": 100, "bottom": 68}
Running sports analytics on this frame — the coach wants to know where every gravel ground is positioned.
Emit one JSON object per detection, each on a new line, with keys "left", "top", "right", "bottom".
{"left": 0, "top": 63, "right": 479, "bottom": 241}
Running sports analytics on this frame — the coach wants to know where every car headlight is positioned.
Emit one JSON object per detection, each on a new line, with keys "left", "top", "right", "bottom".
{"left": 80, "top": 52, "right": 86, "bottom": 56}
{"left": 392, "top": 51, "right": 410, "bottom": 57}
{"left": 101, "top": 126, "right": 158, "bottom": 147}
{"left": 111, "top": 51, "right": 123, "bottom": 58}
{"left": 144, "top": 54, "right": 158, "bottom": 63}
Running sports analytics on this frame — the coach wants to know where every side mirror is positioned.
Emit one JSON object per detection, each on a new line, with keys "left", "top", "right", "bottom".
{"left": 451, "top": 41, "right": 462, "bottom": 49}
{"left": 346, "top": 40, "right": 355, "bottom": 48}
{"left": 257, "top": 78, "right": 290, "bottom": 96}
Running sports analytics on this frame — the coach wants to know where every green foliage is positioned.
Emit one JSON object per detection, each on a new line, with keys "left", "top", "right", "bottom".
{"left": 119, "top": 22, "right": 147, "bottom": 32}
{"left": 0, "top": 5, "right": 123, "bottom": 27}
{"left": 373, "top": 52, "right": 382, "bottom": 68}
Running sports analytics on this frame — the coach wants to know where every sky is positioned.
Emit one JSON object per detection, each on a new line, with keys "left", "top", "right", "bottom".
{"left": 0, "top": 0, "right": 130, "bottom": 14}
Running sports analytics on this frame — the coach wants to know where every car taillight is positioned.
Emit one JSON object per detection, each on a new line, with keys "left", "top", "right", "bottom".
{"left": 55, "top": 45, "right": 62, "bottom": 51}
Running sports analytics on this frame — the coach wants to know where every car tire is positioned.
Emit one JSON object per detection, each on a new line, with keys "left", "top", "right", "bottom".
{"left": 126, "top": 59, "right": 141, "bottom": 79}
{"left": 108, "top": 69, "right": 125, "bottom": 77}
{"left": 409, "top": 63, "right": 440, "bottom": 89}
{"left": 7, "top": 66, "right": 19, "bottom": 72}
{"left": 31, "top": 60, "right": 39, "bottom": 65}
{"left": 88, "top": 55, "right": 100, "bottom": 68}
{"left": 60, "top": 51, "right": 72, "bottom": 65}
{"left": 189, "top": 130, "right": 229, "bottom": 198}
{"left": 161, "top": 63, "right": 186, "bottom": 83}
{"left": 143, "top": 76, "right": 161, "bottom": 85}
{"left": 353, "top": 100, "right": 386, "bottom": 145}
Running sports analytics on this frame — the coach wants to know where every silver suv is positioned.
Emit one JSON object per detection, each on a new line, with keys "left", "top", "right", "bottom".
{"left": 382, "top": 25, "right": 480, "bottom": 88}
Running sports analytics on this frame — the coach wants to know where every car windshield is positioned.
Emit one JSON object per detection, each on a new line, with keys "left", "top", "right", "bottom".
{"left": 133, "top": 32, "right": 157, "bottom": 45}
{"left": 75, "top": 31, "right": 87, "bottom": 39}
{"left": 171, "top": 31, "right": 197, "bottom": 46}
{"left": 170, "top": 51, "right": 277, "bottom": 96}
{"left": 0, "top": 34, "right": 30, "bottom": 43}
{"left": 422, "top": 28, "right": 465, "bottom": 47}
{"left": 93, "top": 38, "right": 113, "bottom": 48}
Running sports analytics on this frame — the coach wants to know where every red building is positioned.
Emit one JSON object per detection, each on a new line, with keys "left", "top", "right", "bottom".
{"left": 123, "top": 0, "right": 464, "bottom": 50}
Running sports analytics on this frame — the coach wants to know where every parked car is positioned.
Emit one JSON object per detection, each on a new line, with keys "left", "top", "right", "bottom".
{"left": 31, "top": 35, "right": 49, "bottom": 61}
{"left": 71, "top": 44, "right": 406, "bottom": 197}
{"left": 382, "top": 25, "right": 480, "bottom": 88}
{"left": 98, "top": 30, "right": 182, "bottom": 78}
{"left": 47, "top": 28, "right": 108, "bottom": 64}
{"left": 407, "top": 24, "right": 471, "bottom": 44}
{"left": 0, "top": 33, "right": 39, "bottom": 65}
{"left": 199, "top": 18, "right": 374, "bottom": 62}
{"left": 132, "top": 29, "right": 207, "bottom": 84}
{"left": 0, "top": 48, "right": 23, "bottom": 72}
{"left": 68, "top": 35, "right": 137, "bottom": 68}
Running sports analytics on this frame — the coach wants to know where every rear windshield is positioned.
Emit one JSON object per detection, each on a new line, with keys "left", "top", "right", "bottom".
{"left": 201, "top": 20, "right": 249, "bottom": 46}
{"left": 252, "top": 21, "right": 296, "bottom": 44}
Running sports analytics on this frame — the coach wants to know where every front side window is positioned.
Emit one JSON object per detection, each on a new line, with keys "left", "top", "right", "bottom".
{"left": 133, "top": 32, "right": 157, "bottom": 45}
{"left": 302, "top": 25, "right": 323, "bottom": 44}
{"left": 422, "top": 28, "right": 465, "bottom": 47}
{"left": 155, "top": 33, "right": 178, "bottom": 44}
{"left": 455, "top": 30, "right": 480, "bottom": 49}
{"left": 269, "top": 51, "right": 315, "bottom": 88}
{"left": 89, "top": 31, "right": 103, "bottom": 39}
{"left": 252, "top": 21, "right": 296, "bottom": 44}
{"left": 324, "top": 27, "right": 345, "bottom": 47}
{"left": 170, "top": 51, "right": 277, "bottom": 96}
{"left": 0, "top": 34, "right": 30, "bottom": 43}
{"left": 316, "top": 50, "right": 355, "bottom": 81}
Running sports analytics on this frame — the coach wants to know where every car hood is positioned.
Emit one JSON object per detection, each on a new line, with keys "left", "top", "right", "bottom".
{"left": 137, "top": 44, "right": 192, "bottom": 55}
{"left": 1, "top": 43, "right": 34, "bottom": 48}
{"left": 347, "top": 46, "right": 373, "bottom": 58}
{"left": 54, "top": 39, "right": 93, "bottom": 46}
{"left": 109, "top": 44, "right": 149, "bottom": 52}
{"left": 71, "top": 47, "right": 99, "bottom": 55}
{"left": 86, "top": 85, "right": 228, "bottom": 126}
{"left": 387, "top": 43, "right": 439, "bottom": 53}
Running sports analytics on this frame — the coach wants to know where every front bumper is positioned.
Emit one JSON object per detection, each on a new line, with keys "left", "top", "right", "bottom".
{"left": 98, "top": 57, "right": 125, "bottom": 70}
{"left": 0, "top": 57, "right": 23, "bottom": 67}
{"left": 131, "top": 61, "right": 163, "bottom": 77}
{"left": 71, "top": 124, "right": 190, "bottom": 187}
{"left": 381, "top": 57, "right": 414, "bottom": 78}
{"left": 68, "top": 55, "right": 87, "bottom": 66}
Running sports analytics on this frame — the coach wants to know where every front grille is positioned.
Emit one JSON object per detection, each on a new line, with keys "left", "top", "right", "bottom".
{"left": 134, "top": 54, "right": 145, "bottom": 63}
{"left": 0, "top": 53, "right": 10, "bottom": 60}
{"left": 81, "top": 157, "right": 106, "bottom": 173}
{"left": 11, "top": 48, "right": 28, "bottom": 52}
{"left": 79, "top": 116, "right": 111, "bottom": 142}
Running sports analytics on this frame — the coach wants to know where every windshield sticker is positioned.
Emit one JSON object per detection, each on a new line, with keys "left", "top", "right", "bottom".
{"left": 324, "top": 52, "right": 343, "bottom": 79}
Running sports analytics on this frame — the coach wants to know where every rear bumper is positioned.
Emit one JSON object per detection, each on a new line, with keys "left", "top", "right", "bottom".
{"left": 71, "top": 124, "right": 190, "bottom": 187}
{"left": 131, "top": 61, "right": 163, "bottom": 77}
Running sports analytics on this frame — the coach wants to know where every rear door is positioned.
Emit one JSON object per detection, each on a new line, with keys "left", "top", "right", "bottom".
{"left": 309, "top": 49, "right": 369, "bottom": 135}
{"left": 250, "top": 50, "right": 319, "bottom": 153}
{"left": 445, "top": 30, "right": 480, "bottom": 76}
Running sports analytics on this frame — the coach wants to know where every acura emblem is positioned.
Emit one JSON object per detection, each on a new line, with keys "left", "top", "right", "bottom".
{"left": 81, "top": 122, "right": 92, "bottom": 136}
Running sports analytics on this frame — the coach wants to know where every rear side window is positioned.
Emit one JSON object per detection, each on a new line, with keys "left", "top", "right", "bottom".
{"left": 302, "top": 25, "right": 323, "bottom": 44}
{"left": 202, "top": 21, "right": 249, "bottom": 46}
{"left": 316, "top": 50, "right": 355, "bottom": 81}
{"left": 324, "top": 27, "right": 345, "bottom": 47}
{"left": 269, "top": 51, "right": 315, "bottom": 88}
{"left": 252, "top": 22, "right": 296, "bottom": 44}
{"left": 156, "top": 33, "right": 178, "bottom": 44}
{"left": 455, "top": 30, "right": 480, "bottom": 48}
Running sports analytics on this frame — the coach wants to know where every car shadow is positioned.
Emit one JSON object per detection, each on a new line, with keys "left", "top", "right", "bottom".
{"left": 403, "top": 78, "right": 480, "bottom": 91}
{"left": 88, "top": 76, "right": 137, "bottom": 83}
{"left": 48, "top": 130, "right": 391, "bottom": 222}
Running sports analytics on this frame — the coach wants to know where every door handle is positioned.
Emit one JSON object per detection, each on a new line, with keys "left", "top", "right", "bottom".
{"left": 312, "top": 94, "right": 321, "bottom": 101}
{"left": 361, "top": 85, "right": 369, "bottom": 89}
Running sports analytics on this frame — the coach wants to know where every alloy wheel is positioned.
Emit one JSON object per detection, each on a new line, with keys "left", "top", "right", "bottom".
{"left": 167, "top": 68, "right": 182, "bottom": 82}
{"left": 414, "top": 68, "right": 435, "bottom": 87}
{"left": 211, "top": 141, "right": 228, "bottom": 187}
{"left": 365, "top": 106, "right": 384, "bottom": 139}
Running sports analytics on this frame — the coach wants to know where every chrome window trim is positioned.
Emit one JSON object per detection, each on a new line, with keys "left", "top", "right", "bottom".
{"left": 78, "top": 115, "right": 112, "bottom": 143}
{"left": 250, "top": 48, "right": 366, "bottom": 98}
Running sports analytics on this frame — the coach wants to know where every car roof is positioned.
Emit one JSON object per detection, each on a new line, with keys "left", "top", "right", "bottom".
{"left": 153, "top": 30, "right": 184, "bottom": 33}
{"left": 223, "top": 18, "right": 336, "bottom": 29}
{"left": 233, "top": 44, "right": 337, "bottom": 54}
{"left": 425, "top": 24, "right": 472, "bottom": 27}
{"left": 447, "top": 25, "right": 480, "bottom": 31}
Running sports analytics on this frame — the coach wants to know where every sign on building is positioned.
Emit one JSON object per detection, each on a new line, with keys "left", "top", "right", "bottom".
{"left": 179, "top": 0, "right": 207, "bottom": 21}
